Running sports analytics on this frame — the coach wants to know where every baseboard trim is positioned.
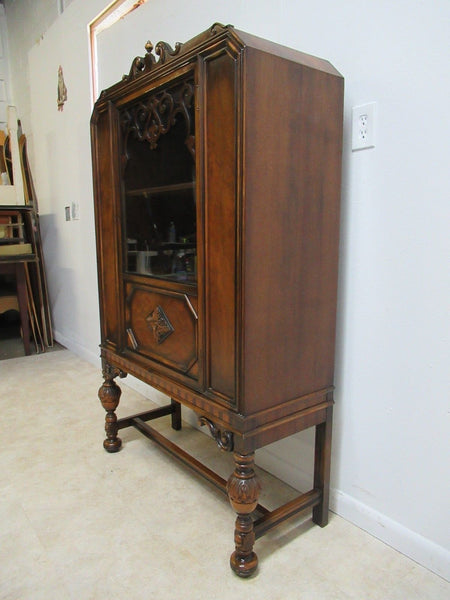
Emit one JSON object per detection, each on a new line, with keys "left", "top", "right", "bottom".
{"left": 53, "top": 330, "right": 101, "bottom": 368}
{"left": 330, "top": 488, "right": 450, "bottom": 581}
{"left": 255, "top": 445, "right": 313, "bottom": 494}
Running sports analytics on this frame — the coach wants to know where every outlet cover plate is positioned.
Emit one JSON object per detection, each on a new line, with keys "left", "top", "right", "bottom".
{"left": 352, "top": 102, "right": 376, "bottom": 151}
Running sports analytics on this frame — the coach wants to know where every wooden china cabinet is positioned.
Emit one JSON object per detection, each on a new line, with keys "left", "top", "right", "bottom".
{"left": 91, "top": 23, "right": 344, "bottom": 577}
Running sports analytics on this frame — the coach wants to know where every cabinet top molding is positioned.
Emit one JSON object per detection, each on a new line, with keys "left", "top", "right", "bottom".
{"left": 124, "top": 22, "right": 231, "bottom": 82}
{"left": 96, "top": 22, "right": 341, "bottom": 104}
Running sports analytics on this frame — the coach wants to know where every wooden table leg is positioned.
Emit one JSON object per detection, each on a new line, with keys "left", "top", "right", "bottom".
{"left": 171, "top": 398, "right": 182, "bottom": 430}
{"left": 98, "top": 364, "right": 123, "bottom": 452}
{"left": 15, "top": 263, "right": 30, "bottom": 356}
{"left": 312, "top": 402, "right": 333, "bottom": 527}
{"left": 227, "top": 452, "right": 261, "bottom": 577}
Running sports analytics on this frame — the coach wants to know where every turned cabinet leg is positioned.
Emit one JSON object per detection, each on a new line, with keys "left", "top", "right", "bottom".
{"left": 98, "top": 365, "right": 123, "bottom": 453}
{"left": 171, "top": 398, "right": 182, "bottom": 431}
{"left": 226, "top": 452, "right": 261, "bottom": 578}
{"left": 313, "top": 403, "right": 333, "bottom": 527}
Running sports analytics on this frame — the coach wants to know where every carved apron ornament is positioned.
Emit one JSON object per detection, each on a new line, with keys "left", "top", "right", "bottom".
{"left": 199, "top": 417, "right": 234, "bottom": 451}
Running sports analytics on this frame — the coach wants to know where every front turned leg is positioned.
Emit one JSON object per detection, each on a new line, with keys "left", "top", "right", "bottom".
{"left": 98, "top": 365, "right": 123, "bottom": 453}
{"left": 227, "top": 452, "right": 261, "bottom": 577}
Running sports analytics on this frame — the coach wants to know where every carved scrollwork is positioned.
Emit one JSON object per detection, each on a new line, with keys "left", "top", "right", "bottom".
{"left": 125, "top": 39, "right": 182, "bottom": 81}
{"left": 199, "top": 416, "right": 234, "bottom": 452}
{"left": 155, "top": 40, "right": 182, "bottom": 63}
{"left": 102, "top": 363, "right": 127, "bottom": 380}
{"left": 120, "top": 78, "right": 195, "bottom": 154}
{"left": 209, "top": 22, "right": 233, "bottom": 35}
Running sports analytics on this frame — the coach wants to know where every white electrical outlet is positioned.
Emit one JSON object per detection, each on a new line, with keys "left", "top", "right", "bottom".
{"left": 352, "top": 102, "right": 376, "bottom": 151}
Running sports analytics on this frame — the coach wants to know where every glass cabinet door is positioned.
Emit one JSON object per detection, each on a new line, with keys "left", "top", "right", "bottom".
{"left": 120, "top": 76, "right": 197, "bottom": 283}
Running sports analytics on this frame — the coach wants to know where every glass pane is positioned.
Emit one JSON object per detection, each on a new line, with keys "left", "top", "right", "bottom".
{"left": 120, "top": 77, "right": 196, "bottom": 283}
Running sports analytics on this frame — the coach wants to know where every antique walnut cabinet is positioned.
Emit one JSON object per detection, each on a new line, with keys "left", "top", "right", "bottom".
{"left": 91, "top": 23, "right": 344, "bottom": 577}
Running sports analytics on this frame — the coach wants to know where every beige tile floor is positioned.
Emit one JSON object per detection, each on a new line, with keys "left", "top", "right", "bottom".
{"left": 1, "top": 350, "right": 448, "bottom": 599}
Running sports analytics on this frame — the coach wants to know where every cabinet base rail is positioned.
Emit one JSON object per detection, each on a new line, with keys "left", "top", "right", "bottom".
{"left": 116, "top": 404, "right": 323, "bottom": 539}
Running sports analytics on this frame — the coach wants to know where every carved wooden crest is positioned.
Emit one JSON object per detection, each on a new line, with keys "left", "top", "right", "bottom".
{"left": 125, "top": 40, "right": 182, "bottom": 81}
{"left": 123, "top": 23, "right": 231, "bottom": 82}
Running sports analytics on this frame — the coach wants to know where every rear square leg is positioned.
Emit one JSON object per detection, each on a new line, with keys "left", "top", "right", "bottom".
{"left": 171, "top": 398, "right": 182, "bottom": 431}
{"left": 312, "top": 403, "right": 333, "bottom": 526}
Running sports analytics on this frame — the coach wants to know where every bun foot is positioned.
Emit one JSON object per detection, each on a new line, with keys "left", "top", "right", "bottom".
{"left": 230, "top": 550, "right": 258, "bottom": 578}
{"left": 103, "top": 436, "right": 122, "bottom": 453}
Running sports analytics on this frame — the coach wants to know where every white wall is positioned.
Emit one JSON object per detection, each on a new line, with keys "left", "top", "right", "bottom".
{"left": 4, "top": 0, "right": 449, "bottom": 580}
{"left": 3, "top": 0, "right": 61, "bottom": 130}
{"left": 0, "top": 5, "right": 13, "bottom": 129}
{"left": 21, "top": 0, "right": 107, "bottom": 362}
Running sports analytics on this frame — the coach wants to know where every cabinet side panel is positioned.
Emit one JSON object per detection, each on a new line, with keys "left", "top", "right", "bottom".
{"left": 242, "top": 49, "right": 344, "bottom": 414}
{"left": 204, "top": 51, "right": 238, "bottom": 403}
{"left": 91, "top": 105, "right": 122, "bottom": 348}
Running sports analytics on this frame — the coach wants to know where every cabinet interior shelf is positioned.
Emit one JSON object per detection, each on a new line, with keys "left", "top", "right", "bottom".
{"left": 126, "top": 181, "right": 195, "bottom": 197}
{"left": 127, "top": 242, "right": 196, "bottom": 251}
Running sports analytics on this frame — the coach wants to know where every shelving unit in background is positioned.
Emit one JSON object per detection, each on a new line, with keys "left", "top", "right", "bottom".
{"left": 0, "top": 106, "right": 52, "bottom": 353}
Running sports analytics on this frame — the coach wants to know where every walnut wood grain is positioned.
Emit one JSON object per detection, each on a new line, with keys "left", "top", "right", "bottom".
{"left": 91, "top": 23, "right": 344, "bottom": 576}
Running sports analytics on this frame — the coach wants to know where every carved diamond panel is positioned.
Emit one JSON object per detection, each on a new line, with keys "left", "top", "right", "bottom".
{"left": 125, "top": 284, "right": 198, "bottom": 378}
{"left": 146, "top": 305, "right": 174, "bottom": 344}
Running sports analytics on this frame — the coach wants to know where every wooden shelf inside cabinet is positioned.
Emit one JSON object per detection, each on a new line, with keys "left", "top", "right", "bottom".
{"left": 126, "top": 181, "right": 195, "bottom": 197}
{"left": 91, "top": 23, "right": 344, "bottom": 578}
